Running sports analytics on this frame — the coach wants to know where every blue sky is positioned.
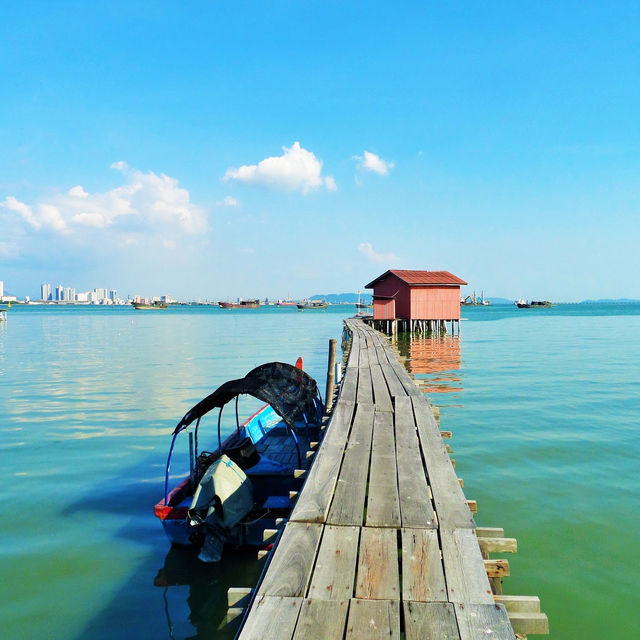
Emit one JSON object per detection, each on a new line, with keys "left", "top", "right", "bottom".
{"left": 1, "top": 1, "right": 639, "bottom": 302}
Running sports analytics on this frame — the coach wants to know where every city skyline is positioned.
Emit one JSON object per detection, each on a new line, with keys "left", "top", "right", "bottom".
{"left": 2, "top": 3, "right": 640, "bottom": 302}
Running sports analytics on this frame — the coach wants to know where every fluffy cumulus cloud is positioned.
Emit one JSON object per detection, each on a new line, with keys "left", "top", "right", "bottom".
{"left": 354, "top": 150, "right": 394, "bottom": 175}
{"left": 0, "top": 163, "right": 207, "bottom": 240}
{"left": 223, "top": 142, "right": 337, "bottom": 194}
{"left": 358, "top": 242, "right": 401, "bottom": 265}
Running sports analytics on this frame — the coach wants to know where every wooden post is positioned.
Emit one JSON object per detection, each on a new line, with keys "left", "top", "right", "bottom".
{"left": 325, "top": 338, "right": 337, "bottom": 414}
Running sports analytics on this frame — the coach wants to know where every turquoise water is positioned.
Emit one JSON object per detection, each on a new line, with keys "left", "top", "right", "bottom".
{"left": 0, "top": 304, "right": 638, "bottom": 638}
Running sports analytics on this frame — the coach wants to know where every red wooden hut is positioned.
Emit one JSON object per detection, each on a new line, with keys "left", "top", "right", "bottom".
{"left": 364, "top": 270, "right": 467, "bottom": 334}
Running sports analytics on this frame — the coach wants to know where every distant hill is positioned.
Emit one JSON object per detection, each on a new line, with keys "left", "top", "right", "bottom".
{"left": 310, "top": 292, "right": 372, "bottom": 304}
{"left": 486, "top": 297, "right": 514, "bottom": 305}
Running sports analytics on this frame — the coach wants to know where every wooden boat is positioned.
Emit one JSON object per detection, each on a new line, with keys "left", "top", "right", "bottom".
{"left": 297, "top": 299, "right": 328, "bottom": 311}
{"left": 132, "top": 301, "right": 167, "bottom": 310}
{"left": 515, "top": 299, "right": 552, "bottom": 308}
{"left": 218, "top": 299, "right": 260, "bottom": 309}
{"left": 154, "top": 359, "right": 323, "bottom": 562}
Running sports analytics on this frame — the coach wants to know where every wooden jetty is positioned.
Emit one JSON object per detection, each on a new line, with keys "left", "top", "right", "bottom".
{"left": 232, "top": 318, "right": 548, "bottom": 639}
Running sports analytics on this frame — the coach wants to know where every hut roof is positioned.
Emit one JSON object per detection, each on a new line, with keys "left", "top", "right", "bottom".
{"left": 365, "top": 270, "right": 467, "bottom": 288}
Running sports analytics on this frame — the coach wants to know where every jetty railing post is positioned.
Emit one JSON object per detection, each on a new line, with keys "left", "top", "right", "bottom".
{"left": 325, "top": 338, "right": 337, "bottom": 414}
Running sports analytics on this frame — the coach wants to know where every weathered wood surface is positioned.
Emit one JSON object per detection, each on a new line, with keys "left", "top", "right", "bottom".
{"left": 239, "top": 596, "right": 302, "bottom": 639}
{"left": 289, "top": 400, "right": 355, "bottom": 523}
{"left": 441, "top": 528, "right": 495, "bottom": 604}
{"left": 355, "top": 526, "right": 400, "bottom": 600}
{"left": 366, "top": 411, "right": 401, "bottom": 527}
{"left": 394, "top": 396, "right": 437, "bottom": 528}
{"left": 292, "top": 599, "right": 349, "bottom": 640}
{"left": 346, "top": 599, "right": 400, "bottom": 640}
{"left": 238, "top": 319, "right": 520, "bottom": 640}
{"left": 257, "top": 522, "right": 323, "bottom": 597}
{"left": 327, "top": 403, "right": 375, "bottom": 526}
{"left": 401, "top": 528, "right": 447, "bottom": 602}
{"left": 403, "top": 601, "right": 460, "bottom": 640}
{"left": 307, "top": 525, "right": 360, "bottom": 601}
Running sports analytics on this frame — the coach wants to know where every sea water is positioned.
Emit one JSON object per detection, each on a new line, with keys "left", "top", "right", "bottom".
{"left": 0, "top": 303, "right": 638, "bottom": 639}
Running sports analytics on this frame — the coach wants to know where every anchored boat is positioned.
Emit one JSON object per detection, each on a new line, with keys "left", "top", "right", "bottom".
{"left": 218, "top": 299, "right": 260, "bottom": 309}
{"left": 297, "top": 299, "right": 328, "bottom": 311}
{"left": 154, "top": 360, "right": 323, "bottom": 562}
{"left": 132, "top": 301, "right": 167, "bottom": 310}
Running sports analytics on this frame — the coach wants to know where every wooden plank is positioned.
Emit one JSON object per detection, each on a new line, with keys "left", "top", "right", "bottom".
{"left": 327, "top": 403, "right": 375, "bottom": 526}
{"left": 355, "top": 527, "right": 400, "bottom": 600}
{"left": 370, "top": 363, "right": 393, "bottom": 411}
{"left": 307, "top": 525, "right": 360, "bottom": 601}
{"left": 356, "top": 364, "right": 374, "bottom": 404}
{"left": 494, "top": 595, "right": 540, "bottom": 613}
{"left": 479, "top": 537, "right": 517, "bottom": 554}
{"left": 412, "top": 396, "right": 475, "bottom": 530}
{"left": 366, "top": 411, "right": 401, "bottom": 527}
{"left": 346, "top": 599, "right": 400, "bottom": 640}
{"left": 238, "top": 595, "right": 302, "bottom": 640}
{"left": 401, "top": 528, "right": 447, "bottom": 602}
{"left": 358, "top": 342, "right": 370, "bottom": 368}
{"left": 290, "top": 401, "right": 355, "bottom": 523}
{"left": 379, "top": 360, "right": 407, "bottom": 398}
{"left": 440, "top": 529, "right": 494, "bottom": 604}
{"left": 339, "top": 366, "right": 358, "bottom": 405}
{"left": 292, "top": 599, "right": 350, "bottom": 640}
{"left": 507, "top": 612, "right": 549, "bottom": 635}
{"left": 454, "top": 603, "right": 516, "bottom": 640}
{"left": 366, "top": 329, "right": 422, "bottom": 397}
{"left": 403, "top": 601, "right": 460, "bottom": 640}
{"left": 394, "top": 396, "right": 437, "bottom": 528}
{"left": 257, "top": 522, "right": 323, "bottom": 597}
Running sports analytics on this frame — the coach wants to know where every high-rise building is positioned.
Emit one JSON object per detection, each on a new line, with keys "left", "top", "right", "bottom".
{"left": 95, "top": 288, "right": 108, "bottom": 301}
{"left": 55, "top": 285, "right": 63, "bottom": 301}
{"left": 109, "top": 289, "right": 117, "bottom": 302}
{"left": 0, "top": 280, "right": 4, "bottom": 298}
{"left": 41, "top": 283, "right": 52, "bottom": 301}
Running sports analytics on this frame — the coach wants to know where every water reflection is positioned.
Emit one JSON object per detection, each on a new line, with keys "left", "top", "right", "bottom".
{"left": 154, "top": 545, "right": 260, "bottom": 640}
{"left": 393, "top": 334, "right": 463, "bottom": 394}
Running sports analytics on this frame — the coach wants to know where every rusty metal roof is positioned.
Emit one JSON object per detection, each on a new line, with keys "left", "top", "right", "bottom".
{"left": 365, "top": 270, "right": 467, "bottom": 288}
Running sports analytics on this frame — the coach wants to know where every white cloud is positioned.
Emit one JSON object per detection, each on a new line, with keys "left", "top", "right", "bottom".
{"left": 354, "top": 150, "right": 394, "bottom": 175}
{"left": 1, "top": 196, "right": 41, "bottom": 229}
{"left": 223, "top": 141, "right": 336, "bottom": 194}
{"left": 68, "top": 185, "right": 89, "bottom": 198}
{"left": 1, "top": 164, "right": 207, "bottom": 239}
{"left": 358, "top": 242, "right": 401, "bottom": 265}
{"left": 216, "top": 195, "right": 239, "bottom": 207}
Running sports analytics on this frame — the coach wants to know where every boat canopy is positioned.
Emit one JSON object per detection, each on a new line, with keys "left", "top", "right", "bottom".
{"left": 173, "top": 362, "right": 323, "bottom": 435}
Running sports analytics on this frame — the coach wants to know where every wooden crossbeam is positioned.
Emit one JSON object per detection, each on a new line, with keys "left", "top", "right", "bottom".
{"left": 484, "top": 559, "right": 510, "bottom": 578}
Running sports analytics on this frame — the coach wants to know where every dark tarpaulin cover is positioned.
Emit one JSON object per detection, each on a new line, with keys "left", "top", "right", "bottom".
{"left": 173, "top": 362, "right": 322, "bottom": 434}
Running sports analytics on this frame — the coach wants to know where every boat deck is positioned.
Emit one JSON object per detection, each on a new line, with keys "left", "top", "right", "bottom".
{"left": 235, "top": 318, "right": 547, "bottom": 639}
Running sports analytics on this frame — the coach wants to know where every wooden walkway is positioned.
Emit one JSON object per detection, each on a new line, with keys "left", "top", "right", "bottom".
{"left": 235, "top": 318, "right": 547, "bottom": 639}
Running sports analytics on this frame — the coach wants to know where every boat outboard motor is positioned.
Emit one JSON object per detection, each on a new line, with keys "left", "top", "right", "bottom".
{"left": 188, "top": 455, "right": 254, "bottom": 562}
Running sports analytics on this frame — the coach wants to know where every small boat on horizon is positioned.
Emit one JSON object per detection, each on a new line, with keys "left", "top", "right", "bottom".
{"left": 154, "top": 359, "right": 323, "bottom": 562}
{"left": 132, "top": 301, "right": 167, "bottom": 310}
{"left": 218, "top": 299, "right": 260, "bottom": 309}
{"left": 297, "top": 299, "right": 328, "bottom": 311}
{"left": 515, "top": 299, "right": 552, "bottom": 308}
